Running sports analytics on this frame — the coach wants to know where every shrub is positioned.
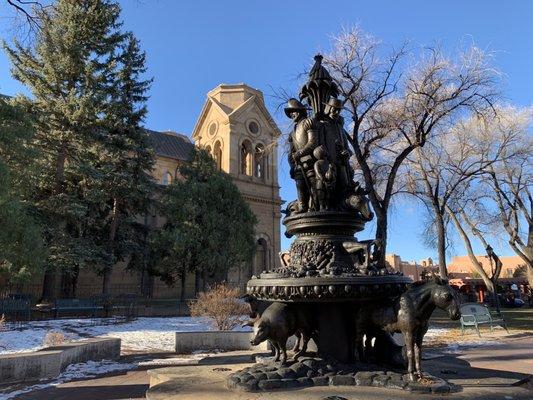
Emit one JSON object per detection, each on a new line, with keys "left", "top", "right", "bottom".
{"left": 42, "top": 331, "right": 67, "bottom": 347}
{"left": 189, "top": 283, "right": 249, "bottom": 331}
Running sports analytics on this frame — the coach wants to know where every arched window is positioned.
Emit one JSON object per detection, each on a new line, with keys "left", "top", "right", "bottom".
{"left": 161, "top": 171, "right": 172, "bottom": 186}
{"left": 205, "top": 144, "right": 212, "bottom": 155}
{"left": 213, "top": 141, "right": 222, "bottom": 170}
{"left": 265, "top": 154, "right": 269, "bottom": 179}
{"left": 240, "top": 140, "right": 253, "bottom": 176}
{"left": 254, "top": 144, "right": 265, "bottom": 179}
{"left": 254, "top": 238, "right": 269, "bottom": 275}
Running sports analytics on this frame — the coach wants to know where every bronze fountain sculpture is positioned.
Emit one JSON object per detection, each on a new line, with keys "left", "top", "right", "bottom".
{"left": 228, "top": 55, "right": 461, "bottom": 393}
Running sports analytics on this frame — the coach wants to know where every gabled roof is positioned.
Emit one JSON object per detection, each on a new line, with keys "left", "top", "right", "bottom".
{"left": 146, "top": 129, "right": 194, "bottom": 161}
{"left": 192, "top": 84, "right": 281, "bottom": 140}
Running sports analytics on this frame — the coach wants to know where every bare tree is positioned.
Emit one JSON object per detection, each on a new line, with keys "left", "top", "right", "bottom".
{"left": 405, "top": 111, "right": 517, "bottom": 277}
{"left": 323, "top": 27, "right": 499, "bottom": 265}
{"left": 482, "top": 109, "right": 533, "bottom": 283}
{"left": 3, "top": 0, "right": 51, "bottom": 36}
{"left": 446, "top": 203, "right": 503, "bottom": 309}
{"left": 434, "top": 107, "right": 532, "bottom": 308}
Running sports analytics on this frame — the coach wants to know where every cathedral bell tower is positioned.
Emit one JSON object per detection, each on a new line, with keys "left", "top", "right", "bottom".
{"left": 192, "top": 84, "right": 282, "bottom": 289}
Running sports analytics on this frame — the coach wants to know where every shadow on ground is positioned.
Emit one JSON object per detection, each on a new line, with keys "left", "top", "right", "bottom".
{"left": 12, "top": 383, "right": 149, "bottom": 400}
{"left": 6, "top": 349, "right": 532, "bottom": 400}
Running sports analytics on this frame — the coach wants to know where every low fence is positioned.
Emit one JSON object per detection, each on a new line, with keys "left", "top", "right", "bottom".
{"left": 0, "top": 294, "right": 195, "bottom": 320}
{"left": 0, "top": 284, "right": 145, "bottom": 301}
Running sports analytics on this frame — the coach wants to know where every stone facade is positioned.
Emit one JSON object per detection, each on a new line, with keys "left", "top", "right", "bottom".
{"left": 15, "top": 84, "right": 281, "bottom": 300}
{"left": 93, "top": 84, "right": 282, "bottom": 296}
{"left": 192, "top": 84, "right": 283, "bottom": 288}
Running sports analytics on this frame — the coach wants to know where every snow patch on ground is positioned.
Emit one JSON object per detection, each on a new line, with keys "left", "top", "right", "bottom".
{"left": 0, "top": 317, "right": 250, "bottom": 354}
{"left": 0, "top": 316, "right": 248, "bottom": 398}
{"left": 0, "top": 359, "right": 137, "bottom": 400}
{"left": 444, "top": 340, "right": 501, "bottom": 354}
{"left": 424, "top": 328, "right": 450, "bottom": 338}
{"left": 137, "top": 353, "right": 211, "bottom": 366}
{"left": 0, "top": 351, "right": 222, "bottom": 400}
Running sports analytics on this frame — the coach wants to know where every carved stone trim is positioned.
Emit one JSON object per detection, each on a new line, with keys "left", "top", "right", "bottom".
{"left": 246, "top": 275, "right": 411, "bottom": 302}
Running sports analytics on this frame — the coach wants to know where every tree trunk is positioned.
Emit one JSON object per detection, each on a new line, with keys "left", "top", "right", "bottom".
{"left": 102, "top": 269, "right": 111, "bottom": 296}
{"left": 54, "top": 144, "right": 67, "bottom": 193}
{"left": 373, "top": 210, "right": 387, "bottom": 267}
{"left": 60, "top": 267, "right": 79, "bottom": 298}
{"left": 201, "top": 270, "right": 207, "bottom": 291}
{"left": 41, "top": 145, "right": 69, "bottom": 303}
{"left": 487, "top": 253, "right": 503, "bottom": 313}
{"left": 180, "top": 273, "right": 186, "bottom": 302}
{"left": 460, "top": 210, "right": 504, "bottom": 310}
{"left": 528, "top": 221, "right": 533, "bottom": 284}
{"left": 40, "top": 267, "right": 56, "bottom": 302}
{"left": 435, "top": 210, "right": 448, "bottom": 278}
{"left": 194, "top": 271, "right": 200, "bottom": 294}
{"left": 140, "top": 270, "right": 153, "bottom": 298}
{"left": 102, "top": 198, "right": 119, "bottom": 296}
{"left": 447, "top": 207, "right": 495, "bottom": 294}
{"left": 509, "top": 224, "right": 533, "bottom": 286}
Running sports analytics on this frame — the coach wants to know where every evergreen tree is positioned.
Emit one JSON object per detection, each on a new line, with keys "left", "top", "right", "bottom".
{"left": 0, "top": 96, "right": 46, "bottom": 286}
{"left": 3, "top": 0, "right": 127, "bottom": 300}
{"left": 92, "top": 32, "right": 155, "bottom": 295}
{"left": 151, "top": 148, "right": 257, "bottom": 299}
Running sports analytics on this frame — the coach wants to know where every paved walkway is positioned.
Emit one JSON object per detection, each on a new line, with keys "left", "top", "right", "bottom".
{"left": 5, "top": 368, "right": 150, "bottom": 400}
{"left": 6, "top": 333, "right": 532, "bottom": 400}
{"left": 457, "top": 334, "right": 533, "bottom": 375}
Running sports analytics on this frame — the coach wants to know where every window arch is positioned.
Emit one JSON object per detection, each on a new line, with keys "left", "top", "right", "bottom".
{"left": 240, "top": 139, "right": 253, "bottom": 176}
{"left": 265, "top": 153, "right": 270, "bottom": 180}
{"left": 254, "top": 238, "right": 269, "bottom": 275}
{"left": 254, "top": 143, "right": 265, "bottom": 180}
{"left": 161, "top": 171, "right": 172, "bottom": 186}
{"left": 213, "top": 141, "right": 222, "bottom": 170}
{"left": 205, "top": 144, "right": 212, "bottom": 155}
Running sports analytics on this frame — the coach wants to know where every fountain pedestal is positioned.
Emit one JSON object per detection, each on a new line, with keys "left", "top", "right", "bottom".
{"left": 246, "top": 211, "right": 411, "bottom": 363}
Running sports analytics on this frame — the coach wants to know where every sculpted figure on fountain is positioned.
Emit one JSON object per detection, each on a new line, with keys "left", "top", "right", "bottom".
{"left": 284, "top": 54, "right": 372, "bottom": 221}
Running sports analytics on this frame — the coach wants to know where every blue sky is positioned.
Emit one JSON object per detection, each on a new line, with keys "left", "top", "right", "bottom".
{"left": 1, "top": 0, "right": 532, "bottom": 262}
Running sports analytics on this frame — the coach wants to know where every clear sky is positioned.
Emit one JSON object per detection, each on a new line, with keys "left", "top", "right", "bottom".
{"left": 1, "top": 0, "right": 532, "bottom": 262}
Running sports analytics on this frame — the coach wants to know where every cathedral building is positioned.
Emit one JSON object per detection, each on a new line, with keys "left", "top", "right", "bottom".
{"left": 17, "top": 84, "right": 282, "bottom": 300}
{"left": 192, "top": 84, "right": 282, "bottom": 283}
{"left": 148, "top": 83, "right": 283, "bottom": 295}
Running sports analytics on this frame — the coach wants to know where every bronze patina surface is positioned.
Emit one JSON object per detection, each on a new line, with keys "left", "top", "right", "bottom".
{"left": 236, "top": 55, "right": 461, "bottom": 389}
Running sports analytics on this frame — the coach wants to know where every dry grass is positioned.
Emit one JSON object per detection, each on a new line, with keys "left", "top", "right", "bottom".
{"left": 189, "top": 283, "right": 249, "bottom": 331}
{"left": 42, "top": 331, "right": 67, "bottom": 347}
{"left": 418, "top": 376, "right": 439, "bottom": 385}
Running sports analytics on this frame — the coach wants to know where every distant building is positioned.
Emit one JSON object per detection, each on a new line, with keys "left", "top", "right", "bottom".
{"left": 419, "top": 257, "right": 435, "bottom": 268}
{"left": 385, "top": 254, "right": 423, "bottom": 281}
{"left": 385, "top": 254, "right": 440, "bottom": 281}
{"left": 447, "top": 255, "right": 525, "bottom": 279}
{"left": 446, "top": 255, "right": 528, "bottom": 303}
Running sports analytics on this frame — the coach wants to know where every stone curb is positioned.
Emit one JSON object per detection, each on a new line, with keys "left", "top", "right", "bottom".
{"left": 0, "top": 337, "right": 121, "bottom": 384}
